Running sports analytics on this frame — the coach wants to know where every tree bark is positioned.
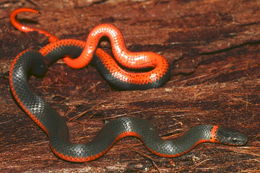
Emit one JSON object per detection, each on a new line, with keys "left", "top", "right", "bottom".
{"left": 0, "top": 0, "right": 259, "bottom": 172}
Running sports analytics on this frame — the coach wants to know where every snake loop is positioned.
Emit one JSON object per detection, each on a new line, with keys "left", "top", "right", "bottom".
{"left": 10, "top": 8, "right": 170, "bottom": 88}
{"left": 9, "top": 8, "right": 247, "bottom": 162}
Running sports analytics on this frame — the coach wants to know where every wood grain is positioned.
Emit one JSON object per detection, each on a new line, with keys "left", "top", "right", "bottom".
{"left": 0, "top": 0, "right": 259, "bottom": 172}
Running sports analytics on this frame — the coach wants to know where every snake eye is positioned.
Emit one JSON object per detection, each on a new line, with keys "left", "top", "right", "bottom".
{"left": 217, "top": 127, "right": 248, "bottom": 145}
{"left": 230, "top": 134, "right": 248, "bottom": 145}
{"left": 231, "top": 137, "right": 239, "bottom": 144}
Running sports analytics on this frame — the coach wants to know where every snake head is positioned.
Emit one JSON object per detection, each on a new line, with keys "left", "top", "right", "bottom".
{"left": 216, "top": 127, "right": 248, "bottom": 145}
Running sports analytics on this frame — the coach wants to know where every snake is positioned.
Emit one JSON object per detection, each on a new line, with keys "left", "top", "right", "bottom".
{"left": 10, "top": 8, "right": 170, "bottom": 89}
{"left": 9, "top": 8, "right": 248, "bottom": 162}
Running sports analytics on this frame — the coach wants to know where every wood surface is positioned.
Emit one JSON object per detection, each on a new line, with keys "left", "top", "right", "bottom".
{"left": 0, "top": 0, "right": 259, "bottom": 172}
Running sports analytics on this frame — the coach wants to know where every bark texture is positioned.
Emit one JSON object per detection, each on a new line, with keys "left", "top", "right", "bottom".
{"left": 0, "top": 0, "right": 259, "bottom": 172}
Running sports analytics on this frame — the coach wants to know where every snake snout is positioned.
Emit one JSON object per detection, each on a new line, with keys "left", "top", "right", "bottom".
{"left": 217, "top": 127, "right": 248, "bottom": 145}
{"left": 231, "top": 133, "right": 248, "bottom": 145}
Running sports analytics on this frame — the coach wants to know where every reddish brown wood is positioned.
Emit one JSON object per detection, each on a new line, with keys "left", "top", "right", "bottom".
{"left": 0, "top": 0, "right": 259, "bottom": 172}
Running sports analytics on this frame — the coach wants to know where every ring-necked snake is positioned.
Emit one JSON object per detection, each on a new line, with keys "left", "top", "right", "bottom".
{"left": 9, "top": 8, "right": 247, "bottom": 162}
{"left": 10, "top": 8, "right": 170, "bottom": 89}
